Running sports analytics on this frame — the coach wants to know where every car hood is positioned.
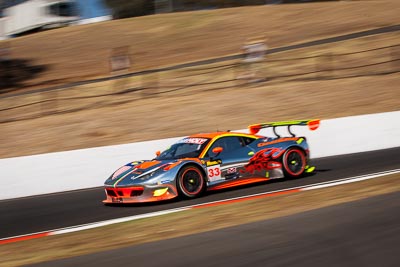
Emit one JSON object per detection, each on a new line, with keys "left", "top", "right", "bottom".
{"left": 104, "top": 159, "right": 181, "bottom": 186}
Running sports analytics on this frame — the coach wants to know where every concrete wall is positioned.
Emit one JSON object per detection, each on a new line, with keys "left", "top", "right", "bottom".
{"left": 0, "top": 111, "right": 399, "bottom": 200}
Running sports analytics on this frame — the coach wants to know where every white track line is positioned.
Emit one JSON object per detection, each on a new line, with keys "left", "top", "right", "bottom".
{"left": 1, "top": 169, "right": 399, "bottom": 245}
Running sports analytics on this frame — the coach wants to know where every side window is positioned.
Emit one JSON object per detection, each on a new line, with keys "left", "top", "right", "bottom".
{"left": 241, "top": 137, "right": 256, "bottom": 145}
{"left": 206, "top": 136, "right": 244, "bottom": 158}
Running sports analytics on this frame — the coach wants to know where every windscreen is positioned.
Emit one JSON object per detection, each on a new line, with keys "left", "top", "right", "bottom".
{"left": 156, "top": 137, "right": 210, "bottom": 160}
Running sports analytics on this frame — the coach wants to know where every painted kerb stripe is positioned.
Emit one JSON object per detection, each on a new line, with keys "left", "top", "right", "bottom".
{"left": 1, "top": 169, "right": 399, "bottom": 245}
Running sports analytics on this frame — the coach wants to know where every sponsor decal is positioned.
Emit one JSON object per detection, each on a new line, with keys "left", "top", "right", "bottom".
{"left": 158, "top": 180, "right": 172, "bottom": 185}
{"left": 178, "top": 138, "right": 208, "bottom": 145}
{"left": 226, "top": 167, "right": 237, "bottom": 174}
{"left": 206, "top": 160, "right": 222, "bottom": 167}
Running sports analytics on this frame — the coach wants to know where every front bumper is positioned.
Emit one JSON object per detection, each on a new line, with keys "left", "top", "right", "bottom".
{"left": 103, "top": 184, "right": 178, "bottom": 204}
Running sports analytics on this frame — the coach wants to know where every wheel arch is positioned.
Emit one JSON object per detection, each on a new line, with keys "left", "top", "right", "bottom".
{"left": 175, "top": 162, "right": 208, "bottom": 196}
{"left": 177, "top": 162, "right": 207, "bottom": 179}
{"left": 281, "top": 145, "right": 308, "bottom": 178}
{"left": 286, "top": 144, "right": 307, "bottom": 155}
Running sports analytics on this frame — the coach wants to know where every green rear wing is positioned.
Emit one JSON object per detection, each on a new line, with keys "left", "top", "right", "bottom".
{"left": 248, "top": 119, "right": 320, "bottom": 137}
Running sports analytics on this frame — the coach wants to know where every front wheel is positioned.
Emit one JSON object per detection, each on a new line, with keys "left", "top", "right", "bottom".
{"left": 177, "top": 165, "right": 206, "bottom": 198}
{"left": 282, "top": 148, "right": 306, "bottom": 178}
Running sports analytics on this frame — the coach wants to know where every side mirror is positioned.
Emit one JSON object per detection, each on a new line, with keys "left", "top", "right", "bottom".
{"left": 156, "top": 151, "right": 161, "bottom": 157}
{"left": 212, "top": 147, "right": 223, "bottom": 155}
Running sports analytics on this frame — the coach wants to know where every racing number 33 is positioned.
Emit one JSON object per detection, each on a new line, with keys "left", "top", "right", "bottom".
{"left": 207, "top": 165, "right": 221, "bottom": 182}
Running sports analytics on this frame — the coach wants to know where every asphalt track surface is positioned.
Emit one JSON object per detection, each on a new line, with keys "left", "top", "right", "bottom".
{"left": 1, "top": 147, "right": 399, "bottom": 240}
{"left": 30, "top": 191, "right": 400, "bottom": 267}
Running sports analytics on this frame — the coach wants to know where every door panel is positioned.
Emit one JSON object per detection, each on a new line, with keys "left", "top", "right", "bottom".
{"left": 204, "top": 136, "right": 264, "bottom": 185}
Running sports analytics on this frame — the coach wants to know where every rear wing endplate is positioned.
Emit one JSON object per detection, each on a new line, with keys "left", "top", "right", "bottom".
{"left": 248, "top": 119, "right": 320, "bottom": 137}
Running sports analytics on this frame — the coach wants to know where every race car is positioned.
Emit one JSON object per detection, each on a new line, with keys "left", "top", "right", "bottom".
{"left": 103, "top": 119, "right": 320, "bottom": 204}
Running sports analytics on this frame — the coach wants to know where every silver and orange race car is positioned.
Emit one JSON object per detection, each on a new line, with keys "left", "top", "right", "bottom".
{"left": 103, "top": 119, "right": 320, "bottom": 204}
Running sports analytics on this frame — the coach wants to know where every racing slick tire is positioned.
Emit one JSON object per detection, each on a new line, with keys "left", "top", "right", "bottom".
{"left": 177, "top": 165, "right": 206, "bottom": 198}
{"left": 282, "top": 148, "right": 306, "bottom": 178}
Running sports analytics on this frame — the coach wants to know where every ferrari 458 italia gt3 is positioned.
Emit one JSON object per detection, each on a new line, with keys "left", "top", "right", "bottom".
{"left": 103, "top": 119, "right": 320, "bottom": 204}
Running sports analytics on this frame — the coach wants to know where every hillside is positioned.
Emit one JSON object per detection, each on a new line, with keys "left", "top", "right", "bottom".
{"left": 0, "top": 0, "right": 399, "bottom": 158}
{"left": 3, "top": 0, "right": 400, "bottom": 89}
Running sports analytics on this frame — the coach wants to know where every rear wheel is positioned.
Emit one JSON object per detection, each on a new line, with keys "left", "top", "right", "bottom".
{"left": 282, "top": 148, "right": 306, "bottom": 178}
{"left": 177, "top": 165, "right": 206, "bottom": 198}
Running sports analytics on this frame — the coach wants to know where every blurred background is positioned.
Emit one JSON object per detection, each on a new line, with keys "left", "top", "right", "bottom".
{"left": 0, "top": 0, "right": 399, "bottom": 158}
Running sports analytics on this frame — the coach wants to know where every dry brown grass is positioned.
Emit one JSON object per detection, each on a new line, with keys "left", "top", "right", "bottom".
{"left": 0, "top": 0, "right": 399, "bottom": 158}
{"left": 1, "top": 173, "right": 399, "bottom": 267}
{"left": 5, "top": 0, "right": 400, "bottom": 88}
{"left": 1, "top": 38, "right": 399, "bottom": 158}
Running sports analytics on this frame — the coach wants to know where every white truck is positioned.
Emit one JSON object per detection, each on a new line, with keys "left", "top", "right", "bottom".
{"left": 1, "top": 0, "right": 79, "bottom": 38}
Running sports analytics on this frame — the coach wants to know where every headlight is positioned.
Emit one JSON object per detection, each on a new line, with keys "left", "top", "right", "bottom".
{"left": 153, "top": 188, "right": 169, "bottom": 197}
